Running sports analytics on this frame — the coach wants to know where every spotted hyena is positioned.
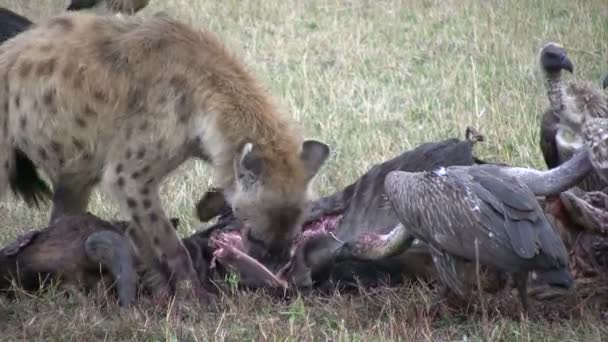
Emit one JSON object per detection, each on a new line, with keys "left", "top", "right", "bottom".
{"left": 0, "top": 13, "right": 330, "bottom": 293}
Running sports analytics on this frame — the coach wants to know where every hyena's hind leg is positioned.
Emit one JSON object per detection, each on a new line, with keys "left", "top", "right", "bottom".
{"left": 49, "top": 180, "right": 95, "bottom": 224}
{"left": 0, "top": 107, "right": 13, "bottom": 203}
{"left": 85, "top": 230, "right": 138, "bottom": 307}
{"left": 104, "top": 159, "right": 199, "bottom": 296}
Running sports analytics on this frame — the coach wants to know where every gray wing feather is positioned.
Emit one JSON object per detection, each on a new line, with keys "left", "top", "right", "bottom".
{"left": 471, "top": 168, "right": 568, "bottom": 267}
{"left": 425, "top": 171, "right": 526, "bottom": 266}
{"left": 429, "top": 246, "right": 466, "bottom": 297}
{"left": 468, "top": 168, "right": 540, "bottom": 259}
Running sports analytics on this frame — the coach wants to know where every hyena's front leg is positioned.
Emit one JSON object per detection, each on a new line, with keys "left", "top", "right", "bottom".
{"left": 49, "top": 180, "right": 94, "bottom": 224}
{"left": 105, "top": 160, "right": 200, "bottom": 297}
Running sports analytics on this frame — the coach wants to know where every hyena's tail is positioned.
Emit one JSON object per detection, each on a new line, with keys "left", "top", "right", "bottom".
{"left": 8, "top": 149, "right": 52, "bottom": 208}
{"left": 0, "top": 115, "right": 51, "bottom": 207}
{"left": 0, "top": 8, "right": 50, "bottom": 208}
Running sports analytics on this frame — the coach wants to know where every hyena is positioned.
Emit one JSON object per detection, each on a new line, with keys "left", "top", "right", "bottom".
{"left": 67, "top": 0, "right": 151, "bottom": 15}
{"left": 0, "top": 13, "right": 330, "bottom": 293}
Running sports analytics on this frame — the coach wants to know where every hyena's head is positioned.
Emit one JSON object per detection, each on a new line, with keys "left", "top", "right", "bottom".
{"left": 229, "top": 140, "right": 330, "bottom": 269}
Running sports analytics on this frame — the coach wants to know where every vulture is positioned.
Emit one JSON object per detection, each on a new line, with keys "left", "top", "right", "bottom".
{"left": 372, "top": 145, "right": 598, "bottom": 313}
{"left": 582, "top": 117, "right": 608, "bottom": 184}
{"left": 538, "top": 42, "right": 608, "bottom": 191}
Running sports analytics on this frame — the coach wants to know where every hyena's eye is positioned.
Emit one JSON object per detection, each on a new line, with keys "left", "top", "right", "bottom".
{"left": 268, "top": 207, "right": 303, "bottom": 230}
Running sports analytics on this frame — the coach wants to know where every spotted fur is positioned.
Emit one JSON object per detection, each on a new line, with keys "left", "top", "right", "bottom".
{"left": 0, "top": 13, "right": 329, "bottom": 292}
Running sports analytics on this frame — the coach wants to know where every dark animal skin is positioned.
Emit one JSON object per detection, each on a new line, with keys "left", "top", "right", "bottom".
{"left": 197, "top": 126, "right": 597, "bottom": 303}
{"left": 197, "top": 133, "right": 496, "bottom": 291}
{"left": 291, "top": 137, "right": 486, "bottom": 289}
{"left": 0, "top": 8, "right": 53, "bottom": 209}
{"left": 0, "top": 214, "right": 182, "bottom": 307}
{"left": 0, "top": 212, "right": 288, "bottom": 306}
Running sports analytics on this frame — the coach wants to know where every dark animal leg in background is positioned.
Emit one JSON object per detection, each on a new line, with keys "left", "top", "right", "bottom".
{"left": 490, "top": 270, "right": 509, "bottom": 293}
{"left": 513, "top": 271, "right": 530, "bottom": 315}
{"left": 85, "top": 230, "right": 138, "bottom": 307}
{"left": 430, "top": 283, "right": 450, "bottom": 309}
{"left": 49, "top": 182, "right": 93, "bottom": 224}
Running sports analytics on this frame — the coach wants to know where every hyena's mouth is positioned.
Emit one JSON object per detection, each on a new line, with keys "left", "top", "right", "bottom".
{"left": 207, "top": 212, "right": 406, "bottom": 290}
{"left": 209, "top": 230, "right": 288, "bottom": 289}
{"left": 207, "top": 213, "right": 343, "bottom": 289}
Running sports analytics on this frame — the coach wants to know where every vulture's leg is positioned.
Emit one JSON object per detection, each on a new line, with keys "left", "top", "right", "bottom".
{"left": 430, "top": 283, "right": 451, "bottom": 309}
{"left": 513, "top": 271, "right": 530, "bottom": 316}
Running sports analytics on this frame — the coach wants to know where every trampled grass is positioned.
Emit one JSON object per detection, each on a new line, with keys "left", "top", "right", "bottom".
{"left": 0, "top": 0, "right": 606, "bottom": 340}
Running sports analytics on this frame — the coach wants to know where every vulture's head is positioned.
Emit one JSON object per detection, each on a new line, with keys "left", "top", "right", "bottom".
{"left": 540, "top": 42, "right": 573, "bottom": 74}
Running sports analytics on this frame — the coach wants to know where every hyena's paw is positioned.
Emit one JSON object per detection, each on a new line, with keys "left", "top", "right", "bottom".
{"left": 164, "top": 246, "right": 197, "bottom": 280}
{"left": 174, "top": 279, "right": 217, "bottom": 309}
{"left": 163, "top": 246, "right": 210, "bottom": 301}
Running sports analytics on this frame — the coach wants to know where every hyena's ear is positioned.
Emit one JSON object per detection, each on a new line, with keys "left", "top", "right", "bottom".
{"left": 234, "top": 143, "right": 264, "bottom": 189}
{"left": 300, "top": 140, "right": 330, "bottom": 180}
{"left": 169, "top": 218, "right": 180, "bottom": 229}
{"left": 195, "top": 189, "right": 228, "bottom": 222}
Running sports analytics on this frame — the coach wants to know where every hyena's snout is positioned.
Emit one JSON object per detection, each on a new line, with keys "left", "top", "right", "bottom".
{"left": 243, "top": 230, "right": 295, "bottom": 273}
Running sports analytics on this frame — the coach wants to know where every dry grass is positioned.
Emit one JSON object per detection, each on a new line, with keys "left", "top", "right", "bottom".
{"left": 0, "top": 0, "right": 607, "bottom": 340}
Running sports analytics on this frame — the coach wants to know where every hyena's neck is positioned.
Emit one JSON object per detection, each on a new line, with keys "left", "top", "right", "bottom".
{"left": 192, "top": 108, "right": 300, "bottom": 204}
{"left": 545, "top": 72, "right": 565, "bottom": 114}
{"left": 192, "top": 115, "right": 238, "bottom": 192}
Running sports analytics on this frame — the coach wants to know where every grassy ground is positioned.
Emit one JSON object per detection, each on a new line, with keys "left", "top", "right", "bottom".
{"left": 0, "top": 0, "right": 607, "bottom": 340}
